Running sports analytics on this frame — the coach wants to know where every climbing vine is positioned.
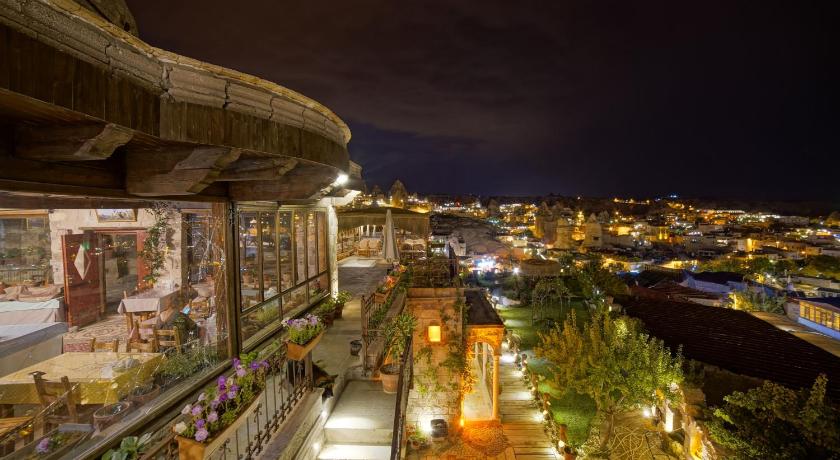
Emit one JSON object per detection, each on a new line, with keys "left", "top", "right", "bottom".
{"left": 141, "top": 202, "right": 174, "bottom": 287}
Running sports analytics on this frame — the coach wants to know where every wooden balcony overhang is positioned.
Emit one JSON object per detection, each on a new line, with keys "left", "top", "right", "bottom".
{"left": 0, "top": 1, "right": 357, "bottom": 202}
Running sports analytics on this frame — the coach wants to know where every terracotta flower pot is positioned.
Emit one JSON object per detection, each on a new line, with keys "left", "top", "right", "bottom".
{"left": 333, "top": 303, "right": 345, "bottom": 319}
{"left": 286, "top": 332, "right": 324, "bottom": 361}
{"left": 380, "top": 363, "right": 400, "bottom": 394}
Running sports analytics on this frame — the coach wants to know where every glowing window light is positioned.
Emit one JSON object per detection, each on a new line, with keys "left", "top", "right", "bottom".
{"left": 428, "top": 325, "right": 442, "bottom": 343}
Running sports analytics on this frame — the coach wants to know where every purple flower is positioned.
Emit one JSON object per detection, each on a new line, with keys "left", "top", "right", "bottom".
{"left": 249, "top": 361, "right": 260, "bottom": 371}
{"left": 195, "top": 428, "right": 209, "bottom": 442}
{"left": 217, "top": 376, "right": 226, "bottom": 388}
{"left": 260, "top": 360, "right": 269, "bottom": 369}
{"left": 236, "top": 367, "right": 246, "bottom": 378}
{"left": 36, "top": 438, "right": 50, "bottom": 454}
{"left": 191, "top": 405, "right": 203, "bottom": 416}
{"left": 210, "top": 398, "right": 220, "bottom": 409}
{"left": 207, "top": 411, "right": 218, "bottom": 423}
{"left": 229, "top": 384, "right": 239, "bottom": 393}
{"left": 195, "top": 419, "right": 205, "bottom": 429}
{"left": 232, "top": 358, "right": 241, "bottom": 368}
{"left": 218, "top": 392, "right": 228, "bottom": 402}
{"left": 227, "top": 390, "right": 237, "bottom": 399}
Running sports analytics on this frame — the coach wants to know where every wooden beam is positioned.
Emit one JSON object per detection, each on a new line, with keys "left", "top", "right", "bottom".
{"left": 125, "top": 147, "right": 241, "bottom": 196}
{"left": 217, "top": 156, "right": 298, "bottom": 181}
{"left": 15, "top": 123, "right": 133, "bottom": 161}
{"left": 227, "top": 161, "right": 335, "bottom": 201}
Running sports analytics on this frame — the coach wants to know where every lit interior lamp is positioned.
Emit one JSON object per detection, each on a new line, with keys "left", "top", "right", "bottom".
{"left": 428, "top": 325, "right": 442, "bottom": 343}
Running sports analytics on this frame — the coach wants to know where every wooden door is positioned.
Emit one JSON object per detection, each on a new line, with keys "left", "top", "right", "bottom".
{"left": 61, "top": 233, "right": 102, "bottom": 327}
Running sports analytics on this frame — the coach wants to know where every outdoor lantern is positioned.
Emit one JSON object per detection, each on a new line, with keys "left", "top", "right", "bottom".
{"left": 428, "top": 324, "right": 441, "bottom": 342}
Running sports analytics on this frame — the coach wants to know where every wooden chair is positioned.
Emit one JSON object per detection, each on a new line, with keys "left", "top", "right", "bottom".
{"left": 63, "top": 338, "right": 94, "bottom": 353}
{"left": 91, "top": 338, "right": 119, "bottom": 352}
{"left": 128, "top": 320, "right": 158, "bottom": 353}
{"left": 154, "top": 328, "right": 182, "bottom": 354}
{"left": 188, "top": 296, "right": 210, "bottom": 319}
{"left": 30, "top": 372, "right": 87, "bottom": 427}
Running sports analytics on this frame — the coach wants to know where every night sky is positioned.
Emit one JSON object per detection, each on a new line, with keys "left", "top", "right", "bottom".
{"left": 127, "top": 0, "right": 838, "bottom": 200}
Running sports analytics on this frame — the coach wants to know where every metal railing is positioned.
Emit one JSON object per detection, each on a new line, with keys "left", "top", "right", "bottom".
{"left": 390, "top": 336, "right": 413, "bottom": 460}
{"left": 137, "top": 342, "right": 311, "bottom": 460}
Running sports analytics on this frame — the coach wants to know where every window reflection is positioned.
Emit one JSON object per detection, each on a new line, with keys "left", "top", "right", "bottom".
{"left": 278, "top": 212, "right": 293, "bottom": 292}
{"left": 260, "top": 212, "right": 277, "bottom": 299}
{"left": 239, "top": 212, "right": 260, "bottom": 309}
{"left": 306, "top": 212, "right": 318, "bottom": 279}
{"left": 317, "top": 211, "right": 328, "bottom": 274}
{"left": 294, "top": 212, "right": 306, "bottom": 285}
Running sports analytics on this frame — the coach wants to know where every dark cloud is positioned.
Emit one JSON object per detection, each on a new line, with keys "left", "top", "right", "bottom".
{"left": 128, "top": 0, "right": 839, "bottom": 199}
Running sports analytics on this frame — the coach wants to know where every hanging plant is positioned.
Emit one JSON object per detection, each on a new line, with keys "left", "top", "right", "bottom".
{"left": 141, "top": 203, "right": 174, "bottom": 287}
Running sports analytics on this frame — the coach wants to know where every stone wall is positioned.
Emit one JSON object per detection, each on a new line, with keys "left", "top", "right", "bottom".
{"left": 406, "top": 287, "right": 465, "bottom": 431}
{"left": 48, "top": 208, "right": 183, "bottom": 289}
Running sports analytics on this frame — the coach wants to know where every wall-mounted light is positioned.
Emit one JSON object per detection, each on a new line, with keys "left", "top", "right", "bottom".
{"left": 333, "top": 173, "right": 349, "bottom": 186}
{"left": 428, "top": 324, "right": 441, "bottom": 343}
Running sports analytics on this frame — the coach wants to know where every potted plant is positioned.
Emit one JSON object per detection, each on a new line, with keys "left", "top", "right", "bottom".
{"left": 408, "top": 430, "right": 429, "bottom": 450}
{"left": 93, "top": 401, "right": 132, "bottom": 431}
{"left": 316, "top": 301, "right": 336, "bottom": 327}
{"left": 333, "top": 290, "right": 352, "bottom": 319}
{"left": 128, "top": 382, "right": 161, "bottom": 406}
{"left": 174, "top": 355, "right": 269, "bottom": 460}
{"left": 101, "top": 433, "right": 152, "bottom": 460}
{"left": 379, "top": 313, "right": 416, "bottom": 393}
{"left": 282, "top": 314, "right": 324, "bottom": 361}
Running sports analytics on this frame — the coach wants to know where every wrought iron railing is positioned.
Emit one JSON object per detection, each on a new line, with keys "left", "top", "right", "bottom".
{"left": 390, "top": 336, "right": 413, "bottom": 460}
{"left": 137, "top": 341, "right": 310, "bottom": 460}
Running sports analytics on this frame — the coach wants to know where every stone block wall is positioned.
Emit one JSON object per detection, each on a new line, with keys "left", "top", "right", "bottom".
{"left": 405, "top": 287, "right": 465, "bottom": 431}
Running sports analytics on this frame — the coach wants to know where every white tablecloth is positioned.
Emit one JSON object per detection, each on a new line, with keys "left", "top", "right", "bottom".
{"left": 118, "top": 288, "right": 179, "bottom": 314}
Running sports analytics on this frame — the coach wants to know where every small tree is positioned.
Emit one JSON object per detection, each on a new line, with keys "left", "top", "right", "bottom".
{"left": 730, "top": 290, "right": 785, "bottom": 314}
{"left": 536, "top": 312, "right": 683, "bottom": 452}
{"left": 708, "top": 375, "right": 840, "bottom": 459}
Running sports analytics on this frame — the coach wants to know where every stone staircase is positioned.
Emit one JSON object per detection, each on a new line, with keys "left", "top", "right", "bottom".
{"left": 319, "top": 380, "right": 396, "bottom": 460}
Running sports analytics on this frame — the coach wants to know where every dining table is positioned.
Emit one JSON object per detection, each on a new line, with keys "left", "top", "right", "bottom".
{"left": 117, "top": 288, "right": 180, "bottom": 315}
{"left": 0, "top": 352, "right": 164, "bottom": 406}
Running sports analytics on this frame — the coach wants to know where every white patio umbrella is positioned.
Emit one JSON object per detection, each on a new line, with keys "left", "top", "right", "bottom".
{"left": 382, "top": 209, "right": 400, "bottom": 262}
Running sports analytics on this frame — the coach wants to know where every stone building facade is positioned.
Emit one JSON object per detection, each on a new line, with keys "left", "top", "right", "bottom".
{"left": 405, "top": 287, "right": 465, "bottom": 430}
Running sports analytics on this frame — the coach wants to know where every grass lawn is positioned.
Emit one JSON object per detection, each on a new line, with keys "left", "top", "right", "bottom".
{"left": 498, "top": 301, "right": 597, "bottom": 447}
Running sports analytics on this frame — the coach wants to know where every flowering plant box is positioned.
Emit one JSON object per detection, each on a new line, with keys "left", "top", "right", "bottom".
{"left": 175, "top": 395, "right": 261, "bottom": 460}
{"left": 173, "top": 355, "right": 269, "bottom": 460}
{"left": 286, "top": 331, "right": 323, "bottom": 361}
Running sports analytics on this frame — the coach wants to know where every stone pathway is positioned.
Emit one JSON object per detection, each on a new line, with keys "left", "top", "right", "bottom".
{"left": 498, "top": 356, "right": 559, "bottom": 460}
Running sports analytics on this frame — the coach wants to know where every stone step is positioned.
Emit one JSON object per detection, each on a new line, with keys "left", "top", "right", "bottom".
{"left": 318, "top": 443, "right": 391, "bottom": 460}
{"left": 324, "top": 380, "right": 396, "bottom": 445}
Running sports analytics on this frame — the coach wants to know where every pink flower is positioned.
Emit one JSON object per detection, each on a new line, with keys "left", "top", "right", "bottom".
{"left": 236, "top": 368, "right": 246, "bottom": 378}
{"left": 207, "top": 411, "right": 218, "bottom": 423}
{"left": 191, "top": 405, "right": 203, "bottom": 416}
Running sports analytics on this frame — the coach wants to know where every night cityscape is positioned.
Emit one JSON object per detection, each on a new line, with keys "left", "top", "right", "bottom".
{"left": 0, "top": 1, "right": 837, "bottom": 460}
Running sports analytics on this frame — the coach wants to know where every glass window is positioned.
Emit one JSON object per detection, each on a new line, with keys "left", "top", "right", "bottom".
{"left": 241, "top": 296, "right": 280, "bottom": 344}
{"left": 278, "top": 211, "right": 293, "bottom": 292}
{"left": 317, "top": 211, "right": 328, "bottom": 274}
{"left": 307, "top": 212, "right": 318, "bottom": 279}
{"left": 239, "top": 212, "right": 260, "bottom": 308}
{"left": 294, "top": 211, "right": 307, "bottom": 284}
{"left": 260, "top": 212, "right": 278, "bottom": 299}
{"left": 283, "top": 284, "right": 308, "bottom": 317}
{"left": 309, "top": 272, "right": 329, "bottom": 301}
{"left": 0, "top": 199, "right": 230, "bottom": 457}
